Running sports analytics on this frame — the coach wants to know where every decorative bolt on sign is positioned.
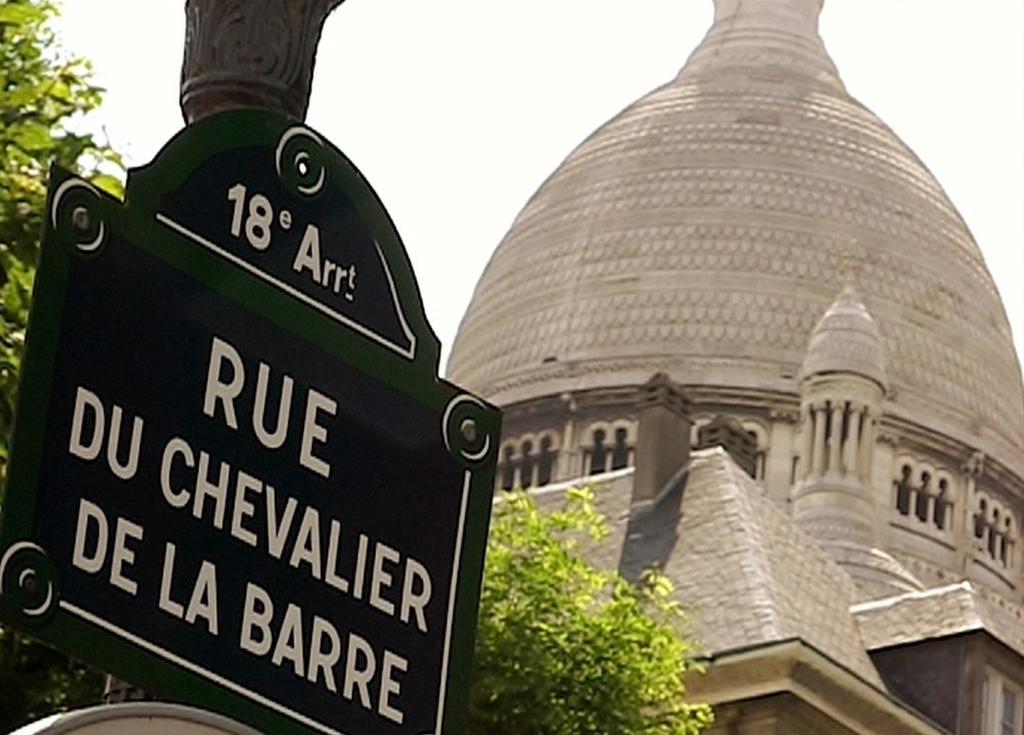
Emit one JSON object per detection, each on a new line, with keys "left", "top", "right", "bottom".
{"left": 0, "top": 110, "right": 500, "bottom": 735}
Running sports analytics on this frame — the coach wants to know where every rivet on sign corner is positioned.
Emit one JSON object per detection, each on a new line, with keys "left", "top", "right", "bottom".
{"left": 460, "top": 418, "right": 478, "bottom": 444}
{"left": 71, "top": 206, "right": 90, "bottom": 233}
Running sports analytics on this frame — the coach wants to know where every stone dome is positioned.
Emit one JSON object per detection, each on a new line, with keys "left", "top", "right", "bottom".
{"left": 800, "top": 286, "right": 886, "bottom": 389}
{"left": 448, "top": 0, "right": 1024, "bottom": 477}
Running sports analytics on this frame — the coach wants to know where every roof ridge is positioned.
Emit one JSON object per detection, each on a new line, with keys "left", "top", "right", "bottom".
{"left": 700, "top": 450, "right": 884, "bottom": 685}
{"left": 850, "top": 580, "right": 974, "bottom": 614}
{"left": 711, "top": 450, "right": 785, "bottom": 641}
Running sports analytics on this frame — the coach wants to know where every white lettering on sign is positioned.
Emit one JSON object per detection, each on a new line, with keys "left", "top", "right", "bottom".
{"left": 72, "top": 498, "right": 108, "bottom": 575}
{"left": 110, "top": 516, "right": 144, "bottom": 596}
{"left": 299, "top": 388, "right": 336, "bottom": 479}
{"left": 203, "top": 337, "right": 244, "bottom": 430}
{"left": 156, "top": 434, "right": 434, "bottom": 633}
{"left": 201, "top": 335, "right": 334, "bottom": 478}
{"left": 70, "top": 498, "right": 144, "bottom": 597}
{"left": 292, "top": 224, "right": 357, "bottom": 302}
{"left": 239, "top": 582, "right": 408, "bottom": 724}
{"left": 55, "top": 329, "right": 450, "bottom": 733}
{"left": 253, "top": 362, "right": 293, "bottom": 449}
{"left": 158, "top": 541, "right": 220, "bottom": 636}
{"left": 68, "top": 386, "right": 144, "bottom": 480}
{"left": 225, "top": 182, "right": 356, "bottom": 302}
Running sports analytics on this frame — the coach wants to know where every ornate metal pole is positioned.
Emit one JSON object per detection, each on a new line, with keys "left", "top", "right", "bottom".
{"left": 104, "top": 0, "right": 343, "bottom": 705}
{"left": 180, "top": 0, "right": 345, "bottom": 124}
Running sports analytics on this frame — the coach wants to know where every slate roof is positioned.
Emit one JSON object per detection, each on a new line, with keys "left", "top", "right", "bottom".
{"left": 532, "top": 447, "right": 884, "bottom": 687}
{"left": 852, "top": 581, "right": 1024, "bottom": 657}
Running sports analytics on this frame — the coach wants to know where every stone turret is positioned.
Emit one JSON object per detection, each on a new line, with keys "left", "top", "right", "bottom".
{"left": 791, "top": 287, "right": 924, "bottom": 600}
{"left": 793, "top": 286, "right": 886, "bottom": 546}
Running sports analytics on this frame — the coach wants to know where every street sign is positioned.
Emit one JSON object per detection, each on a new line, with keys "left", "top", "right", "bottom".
{"left": 0, "top": 111, "right": 500, "bottom": 735}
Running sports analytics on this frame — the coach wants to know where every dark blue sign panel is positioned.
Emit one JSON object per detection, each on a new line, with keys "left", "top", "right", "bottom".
{"left": 0, "top": 111, "right": 499, "bottom": 735}
{"left": 156, "top": 127, "right": 414, "bottom": 358}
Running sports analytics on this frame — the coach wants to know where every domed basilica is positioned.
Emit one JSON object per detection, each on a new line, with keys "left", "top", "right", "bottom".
{"left": 448, "top": 1, "right": 1024, "bottom": 732}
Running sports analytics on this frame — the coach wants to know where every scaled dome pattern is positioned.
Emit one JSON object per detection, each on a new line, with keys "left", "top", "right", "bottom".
{"left": 448, "top": 0, "right": 1024, "bottom": 476}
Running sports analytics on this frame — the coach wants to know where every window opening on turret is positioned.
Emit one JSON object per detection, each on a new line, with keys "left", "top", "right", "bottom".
{"left": 1000, "top": 518, "right": 1011, "bottom": 565}
{"left": 537, "top": 436, "right": 554, "bottom": 487}
{"left": 748, "top": 430, "right": 766, "bottom": 480}
{"left": 933, "top": 478, "right": 949, "bottom": 530}
{"left": 840, "top": 402, "right": 851, "bottom": 443}
{"left": 823, "top": 402, "right": 834, "bottom": 472}
{"left": 589, "top": 429, "right": 608, "bottom": 475}
{"left": 611, "top": 428, "right": 629, "bottom": 470}
{"left": 989, "top": 509, "right": 1001, "bottom": 558}
{"left": 915, "top": 471, "right": 931, "bottom": 522}
{"left": 896, "top": 464, "right": 912, "bottom": 515}
{"left": 975, "top": 499, "right": 988, "bottom": 539}
{"left": 520, "top": 440, "right": 535, "bottom": 489}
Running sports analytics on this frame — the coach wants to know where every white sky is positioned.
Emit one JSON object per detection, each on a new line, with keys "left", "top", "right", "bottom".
{"left": 55, "top": 1, "right": 1023, "bottom": 375}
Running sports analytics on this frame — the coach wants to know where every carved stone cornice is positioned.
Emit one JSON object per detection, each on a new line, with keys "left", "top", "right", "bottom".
{"left": 962, "top": 450, "right": 985, "bottom": 478}
{"left": 769, "top": 407, "right": 800, "bottom": 423}
{"left": 180, "top": 0, "right": 344, "bottom": 123}
{"left": 878, "top": 432, "right": 900, "bottom": 447}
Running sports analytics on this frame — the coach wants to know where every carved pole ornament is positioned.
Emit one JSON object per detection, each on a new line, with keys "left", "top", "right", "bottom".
{"left": 180, "top": 0, "right": 345, "bottom": 124}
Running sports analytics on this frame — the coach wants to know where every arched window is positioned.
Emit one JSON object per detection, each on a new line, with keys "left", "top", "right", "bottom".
{"left": 537, "top": 436, "right": 555, "bottom": 487}
{"left": 611, "top": 428, "right": 630, "bottom": 470}
{"left": 987, "top": 511, "right": 1003, "bottom": 556}
{"left": 839, "top": 402, "right": 851, "bottom": 443}
{"left": 589, "top": 429, "right": 608, "bottom": 475}
{"left": 974, "top": 499, "right": 988, "bottom": 539}
{"left": 895, "top": 464, "right": 912, "bottom": 515}
{"left": 740, "top": 422, "right": 769, "bottom": 481}
{"left": 933, "top": 478, "right": 949, "bottom": 530}
{"left": 520, "top": 440, "right": 535, "bottom": 489}
{"left": 1004, "top": 518, "right": 1016, "bottom": 569}
{"left": 915, "top": 471, "right": 931, "bottom": 522}
{"left": 1000, "top": 517, "right": 1011, "bottom": 565}
{"left": 500, "top": 446, "right": 515, "bottom": 491}
{"left": 989, "top": 509, "right": 1001, "bottom": 557}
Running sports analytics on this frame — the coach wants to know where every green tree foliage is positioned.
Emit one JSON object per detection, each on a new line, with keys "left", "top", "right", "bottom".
{"left": 0, "top": 0, "right": 122, "bottom": 486}
{"left": 471, "top": 487, "right": 713, "bottom": 735}
{"left": 0, "top": 1, "right": 120, "bottom": 728}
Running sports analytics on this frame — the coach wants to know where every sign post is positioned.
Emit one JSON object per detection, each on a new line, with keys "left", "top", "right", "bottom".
{"left": 0, "top": 110, "right": 500, "bottom": 735}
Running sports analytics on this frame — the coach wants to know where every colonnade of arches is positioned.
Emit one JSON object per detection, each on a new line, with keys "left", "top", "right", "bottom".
{"left": 496, "top": 414, "right": 775, "bottom": 491}
{"left": 972, "top": 491, "right": 1017, "bottom": 570}
{"left": 496, "top": 420, "right": 638, "bottom": 490}
{"left": 892, "top": 459, "right": 956, "bottom": 532}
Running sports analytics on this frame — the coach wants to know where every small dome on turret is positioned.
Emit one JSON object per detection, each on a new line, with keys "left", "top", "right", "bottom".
{"left": 800, "top": 286, "right": 887, "bottom": 389}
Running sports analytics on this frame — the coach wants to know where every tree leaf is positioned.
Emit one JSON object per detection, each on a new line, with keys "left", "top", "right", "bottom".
{"left": 0, "top": 5, "right": 45, "bottom": 27}
{"left": 11, "top": 121, "right": 50, "bottom": 151}
{"left": 90, "top": 172, "right": 124, "bottom": 198}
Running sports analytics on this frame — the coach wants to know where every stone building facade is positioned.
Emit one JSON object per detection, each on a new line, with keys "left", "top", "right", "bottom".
{"left": 447, "top": 1, "right": 1024, "bottom": 733}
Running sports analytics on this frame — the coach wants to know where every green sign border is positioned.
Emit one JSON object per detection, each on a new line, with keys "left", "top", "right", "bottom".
{"left": 0, "top": 110, "right": 500, "bottom": 735}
